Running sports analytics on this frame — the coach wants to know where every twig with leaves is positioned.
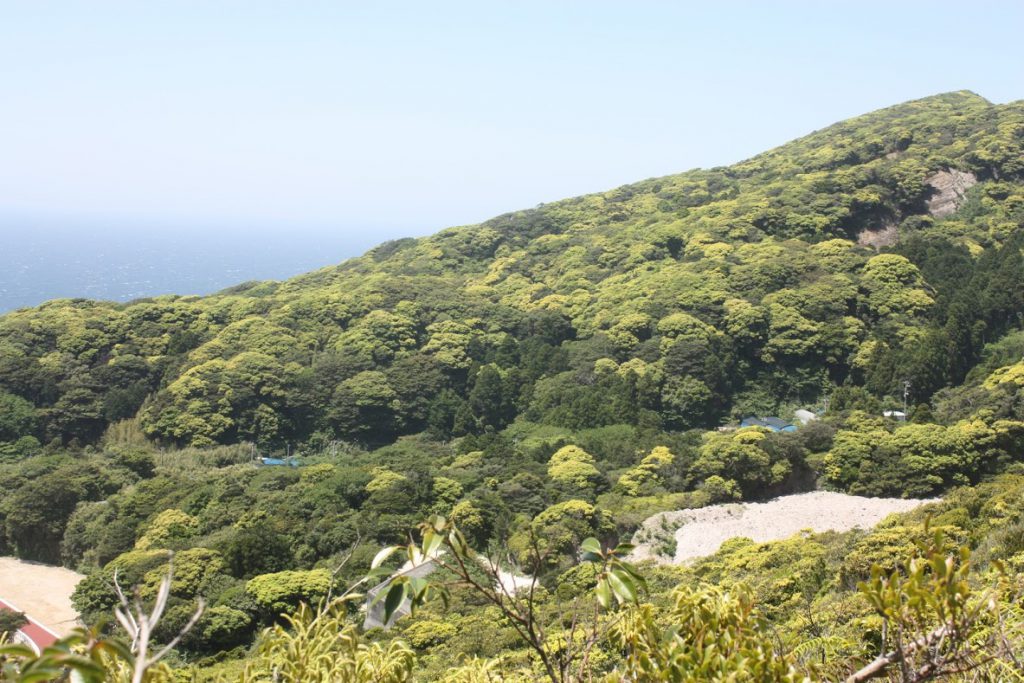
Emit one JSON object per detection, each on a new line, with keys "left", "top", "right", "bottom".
{"left": 369, "top": 515, "right": 645, "bottom": 683}
{"left": 848, "top": 528, "right": 1023, "bottom": 682}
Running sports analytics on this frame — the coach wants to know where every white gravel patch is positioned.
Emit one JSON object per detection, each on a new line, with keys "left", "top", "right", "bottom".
{"left": 630, "top": 491, "right": 935, "bottom": 564}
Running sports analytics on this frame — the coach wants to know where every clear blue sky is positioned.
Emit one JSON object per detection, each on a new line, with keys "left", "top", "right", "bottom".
{"left": 1, "top": 1, "right": 1022, "bottom": 242}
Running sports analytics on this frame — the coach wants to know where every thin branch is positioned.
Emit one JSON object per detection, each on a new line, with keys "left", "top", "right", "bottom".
{"left": 845, "top": 623, "right": 951, "bottom": 683}
{"left": 111, "top": 554, "right": 206, "bottom": 683}
{"left": 323, "top": 532, "right": 363, "bottom": 607}
{"left": 148, "top": 599, "right": 205, "bottom": 664}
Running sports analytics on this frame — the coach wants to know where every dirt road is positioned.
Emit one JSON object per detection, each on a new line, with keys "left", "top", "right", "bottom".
{"left": 0, "top": 557, "right": 84, "bottom": 636}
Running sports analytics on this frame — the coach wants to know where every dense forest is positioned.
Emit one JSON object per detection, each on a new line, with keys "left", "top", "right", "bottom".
{"left": 2, "top": 91, "right": 1024, "bottom": 681}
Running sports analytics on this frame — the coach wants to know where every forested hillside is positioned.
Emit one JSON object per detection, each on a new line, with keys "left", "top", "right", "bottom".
{"left": 0, "top": 91, "right": 1020, "bottom": 452}
{"left": 2, "top": 91, "right": 1024, "bottom": 681}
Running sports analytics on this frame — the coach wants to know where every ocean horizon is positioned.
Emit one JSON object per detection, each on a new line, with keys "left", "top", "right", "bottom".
{"left": 0, "top": 220, "right": 410, "bottom": 312}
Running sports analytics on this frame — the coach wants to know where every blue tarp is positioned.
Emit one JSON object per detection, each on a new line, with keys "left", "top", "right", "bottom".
{"left": 260, "top": 457, "right": 299, "bottom": 467}
{"left": 740, "top": 416, "right": 797, "bottom": 432}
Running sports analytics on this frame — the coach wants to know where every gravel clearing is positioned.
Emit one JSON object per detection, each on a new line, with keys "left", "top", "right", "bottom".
{"left": 0, "top": 557, "right": 84, "bottom": 636}
{"left": 630, "top": 491, "right": 936, "bottom": 564}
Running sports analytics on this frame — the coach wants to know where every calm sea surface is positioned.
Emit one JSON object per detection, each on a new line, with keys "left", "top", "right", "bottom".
{"left": 0, "top": 224, "right": 393, "bottom": 312}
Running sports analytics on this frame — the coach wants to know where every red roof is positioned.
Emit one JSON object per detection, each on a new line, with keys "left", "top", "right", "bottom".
{"left": 0, "top": 598, "right": 59, "bottom": 653}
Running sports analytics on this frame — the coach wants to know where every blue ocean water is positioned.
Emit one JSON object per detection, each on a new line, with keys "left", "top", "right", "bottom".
{"left": 0, "top": 221, "right": 398, "bottom": 312}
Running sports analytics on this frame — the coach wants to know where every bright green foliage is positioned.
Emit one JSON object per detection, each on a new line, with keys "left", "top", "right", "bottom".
{"left": 332, "top": 309, "right": 418, "bottom": 365}
{"left": 422, "top": 320, "right": 477, "bottom": 371}
{"left": 401, "top": 618, "right": 458, "bottom": 649}
{"left": 143, "top": 352, "right": 300, "bottom": 447}
{"left": 855, "top": 531, "right": 1023, "bottom": 680}
{"left": 509, "top": 500, "right": 614, "bottom": 570}
{"left": 693, "top": 428, "right": 793, "bottom": 498}
{"left": 429, "top": 476, "right": 464, "bottom": 514}
{"left": 604, "top": 584, "right": 809, "bottom": 682}
{"left": 236, "top": 602, "right": 415, "bottom": 683}
{"left": 438, "top": 658, "right": 519, "bottom": 683}
{"left": 607, "top": 313, "right": 652, "bottom": 352}
{"left": 71, "top": 549, "right": 167, "bottom": 620}
{"left": 2, "top": 91, "right": 1024, "bottom": 678}
{"left": 763, "top": 303, "right": 824, "bottom": 363}
{"left": 366, "top": 468, "right": 408, "bottom": 495}
{"left": 447, "top": 500, "right": 487, "bottom": 545}
{"left": 142, "top": 548, "right": 227, "bottom": 599}
{"left": 245, "top": 569, "right": 333, "bottom": 616}
{"left": 135, "top": 508, "right": 199, "bottom": 550}
{"left": 859, "top": 253, "right": 933, "bottom": 319}
{"left": 616, "top": 446, "right": 675, "bottom": 496}
{"left": 698, "top": 475, "right": 742, "bottom": 503}
{"left": 983, "top": 359, "right": 1024, "bottom": 389}
{"left": 1, "top": 93, "right": 1022, "bottom": 449}
{"left": 546, "top": 445, "right": 602, "bottom": 494}
{"left": 822, "top": 417, "right": 1021, "bottom": 496}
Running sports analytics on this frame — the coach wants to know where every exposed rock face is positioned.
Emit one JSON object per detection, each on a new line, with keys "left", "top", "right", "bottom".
{"left": 926, "top": 169, "right": 977, "bottom": 217}
{"left": 857, "top": 219, "right": 900, "bottom": 248}
{"left": 856, "top": 168, "right": 977, "bottom": 247}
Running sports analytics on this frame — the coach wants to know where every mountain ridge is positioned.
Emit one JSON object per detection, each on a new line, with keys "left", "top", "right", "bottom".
{"left": 172, "top": 90, "right": 991, "bottom": 298}
{"left": 16, "top": 90, "right": 1004, "bottom": 305}
{"left": 276, "top": 90, "right": 1013, "bottom": 292}
{"left": 0, "top": 90, "right": 1022, "bottom": 451}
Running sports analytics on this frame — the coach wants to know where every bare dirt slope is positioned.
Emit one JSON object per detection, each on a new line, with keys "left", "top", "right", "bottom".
{"left": 0, "top": 557, "right": 84, "bottom": 636}
{"left": 631, "top": 491, "right": 935, "bottom": 564}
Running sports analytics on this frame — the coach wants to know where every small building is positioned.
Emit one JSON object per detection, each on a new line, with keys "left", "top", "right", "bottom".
{"left": 740, "top": 416, "right": 798, "bottom": 433}
{"left": 883, "top": 410, "right": 907, "bottom": 421}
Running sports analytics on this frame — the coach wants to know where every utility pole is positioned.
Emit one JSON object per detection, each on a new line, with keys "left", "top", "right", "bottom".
{"left": 902, "top": 380, "right": 911, "bottom": 419}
